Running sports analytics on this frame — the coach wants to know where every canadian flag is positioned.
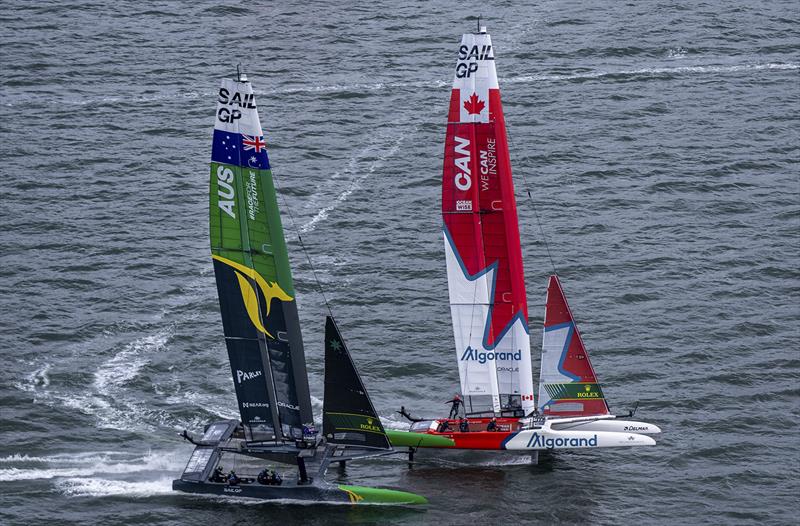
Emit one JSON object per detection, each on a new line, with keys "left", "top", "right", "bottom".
{"left": 521, "top": 394, "right": 534, "bottom": 401}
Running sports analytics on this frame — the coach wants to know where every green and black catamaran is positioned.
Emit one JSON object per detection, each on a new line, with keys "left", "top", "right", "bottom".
{"left": 171, "top": 73, "right": 426, "bottom": 505}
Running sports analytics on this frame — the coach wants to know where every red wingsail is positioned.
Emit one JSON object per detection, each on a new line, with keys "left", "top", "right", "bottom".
{"left": 442, "top": 28, "right": 534, "bottom": 415}
{"left": 538, "top": 275, "right": 610, "bottom": 417}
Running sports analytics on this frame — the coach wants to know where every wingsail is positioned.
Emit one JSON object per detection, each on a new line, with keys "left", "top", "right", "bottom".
{"left": 209, "top": 77, "right": 313, "bottom": 441}
{"left": 442, "top": 27, "right": 535, "bottom": 416}
{"left": 538, "top": 275, "right": 610, "bottom": 417}
{"left": 323, "top": 316, "right": 391, "bottom": 450}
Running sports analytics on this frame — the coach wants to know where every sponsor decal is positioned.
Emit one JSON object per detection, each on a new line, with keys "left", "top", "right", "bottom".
{"left": 223, "top": 486, "right": 242, "bottom": 493}
{"left": 242, "top": 401, "right": 269, "bottom": 409}
{"left": 479, "top": 138, "right": 496, "bottom": 191}
{"left": 216, "top": 165, "right": 236, "bottom": 218}
{"left": 244, "top": 170, "right": 260, "bottom": 221}
{"left": 456, "top": 199, "right": 472, "bottom": 211}
{"left": 359, "top": 417, "right": 382, "bottom": 433}
{"left": 277, "top": 400, "right": 300, "bottom": 411}
{"left": 460, "top": 346, "right": 521, "bottom": 364}
{"left": 526, "top": 433, "right": 598, "bottom": 449}
{"left": 543, "top": 382, "right": 604, "bottom": 400}
{"left": 236, "top": 369, "right": 262, "bottom": 384}
{"left": 577, "top": 384, "right": 598, "bottom": 398}
{"left": 624, "top": 425, "right": 649, "bottom": 432}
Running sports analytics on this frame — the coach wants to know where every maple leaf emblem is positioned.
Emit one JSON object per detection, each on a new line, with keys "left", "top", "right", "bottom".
{"left": 463, "top": 92, "right": 485, "bottom": 115}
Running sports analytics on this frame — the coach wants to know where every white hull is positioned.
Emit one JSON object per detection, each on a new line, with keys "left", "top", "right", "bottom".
{"left": 504, "top": 428, "right": 655, "bottom": 450}
{"left": 547, "top": 416, "right": 662, "bottom": 435}
{"left": 502, "top": 416, "right": 657, "bottom": 450}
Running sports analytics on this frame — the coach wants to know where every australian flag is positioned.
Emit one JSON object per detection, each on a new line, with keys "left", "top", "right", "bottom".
{"left": 211, "top": 129, "right": 271, "bottom": 170}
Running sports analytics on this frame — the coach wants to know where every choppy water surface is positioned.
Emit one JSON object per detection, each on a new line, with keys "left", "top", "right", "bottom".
{"left": 1, "top": 1, "right": 798, "bottom": 524}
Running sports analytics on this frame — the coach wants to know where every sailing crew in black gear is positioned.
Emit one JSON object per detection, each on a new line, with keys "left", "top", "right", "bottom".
{"left": 227, "top": 471, "right": 240, "bottom": 485}
{"left": 257, "top": 469, "right": 271, "bottom": 485}
{"left": 437, "top": 420, "right": 451, "bottom": 433}
{"left": 446, "top": 393, "right": 463, "bottom": 418}
{"left": 210, "top": 466, "right": 226, "bottom": 483}
{"left": 486, "top": 417, "right": 498, "bottom": 432}
{"left": 459, "top": 417, "right": 470, "bottom": 432}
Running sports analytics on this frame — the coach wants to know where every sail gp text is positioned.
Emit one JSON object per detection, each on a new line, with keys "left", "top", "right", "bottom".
{"left": 455, "top": 44, "right": 493, "bottom": 78}
{"left": 217, "top": 87, "right": 256, "bottom": 123}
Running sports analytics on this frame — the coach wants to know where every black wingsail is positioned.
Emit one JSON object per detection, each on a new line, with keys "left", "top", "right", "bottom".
{"left": 322, "top": 316, "right": 391, "bottom": 450}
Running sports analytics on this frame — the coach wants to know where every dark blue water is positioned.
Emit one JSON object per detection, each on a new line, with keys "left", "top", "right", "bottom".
{"left": 2, "top": 1, "right": 798, "bottom": 524}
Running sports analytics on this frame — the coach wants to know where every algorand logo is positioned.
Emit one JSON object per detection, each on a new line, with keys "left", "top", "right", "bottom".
{"left": 460, "top": 346, "right": 521, "bottom": 364}
{"left": 236, "top": 369, "right": 262, "bottom": 384}
{"left": 526, "top": 433, "right": 598, "bottom": 449}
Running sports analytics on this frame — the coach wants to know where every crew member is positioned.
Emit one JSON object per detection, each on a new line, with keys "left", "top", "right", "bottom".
{"left": 437, "top": 420, "right": 451, "bottom": 433}
{"left": 486, "top": 417, "right": 498, "bottom": 432}
{"left": 210, "top": 466, "right": 226, "bottom": 483}
{"left": 227, "top": 470, "right": 240, "bottom": 485}
{"left": 271, "top": 470, "right": 282, "bottom": 486}
{"left": 459, "top": 417, "right": 470, "bottom": 432}
{"left": 257, "top": 468, "right": 270, "bottom": 485}
{"left": 446, "top": 393, "right": 463, "bottom": 419}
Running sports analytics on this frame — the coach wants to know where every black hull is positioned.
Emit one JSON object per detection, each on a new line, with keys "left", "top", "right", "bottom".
{"left": 172, "top": 479, "right": 351, "bottom": 503}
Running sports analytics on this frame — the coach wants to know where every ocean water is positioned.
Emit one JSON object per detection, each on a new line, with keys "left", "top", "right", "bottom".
{"left": 1, "top": 1, "right": 798, "bottom": 524}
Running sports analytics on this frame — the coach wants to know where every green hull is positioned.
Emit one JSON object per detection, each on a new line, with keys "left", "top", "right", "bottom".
{"left": 338, "top": 484, "right": 427, "bottom": 505}
{"left": 385, "top": 429, "right": 455, "bottom": 448}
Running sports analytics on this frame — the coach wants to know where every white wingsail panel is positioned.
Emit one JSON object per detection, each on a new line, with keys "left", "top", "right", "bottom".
{"left": 442, "top": 28, "right": 535, "bottom": 416}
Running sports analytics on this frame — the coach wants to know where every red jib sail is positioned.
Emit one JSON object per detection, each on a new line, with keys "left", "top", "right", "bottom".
{"left": 538, "top": 275, "right": 610, "bottom": 417}
{"left": 442, "top": 26, "right": 535, "bottom": 416}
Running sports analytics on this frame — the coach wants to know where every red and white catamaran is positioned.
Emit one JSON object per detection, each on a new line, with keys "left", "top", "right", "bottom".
{"left": 398, "top": 24, "right": 660, "bottom": 453}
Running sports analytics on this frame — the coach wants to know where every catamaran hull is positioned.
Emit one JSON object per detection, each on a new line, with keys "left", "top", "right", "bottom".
{"left": 402, "top": 429, "right": 655, "bottom": 450}
{"left": 172, "top": 479, "right": 426, "bottom": 505}
{"left": 399, "top": 417, "right": 656, "bottom": 450}
{"left": 547, "top": 418, "right": 661, "bottom": 435}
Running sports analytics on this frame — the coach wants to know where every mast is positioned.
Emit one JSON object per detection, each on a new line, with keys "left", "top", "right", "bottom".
{"left": 441, "top": 25, "right": 536, "bottom": 416}
{"left": 209, "top": 76, "right": 314, "bottom": 441}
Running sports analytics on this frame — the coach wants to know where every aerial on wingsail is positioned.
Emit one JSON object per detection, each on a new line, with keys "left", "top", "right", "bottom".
{"left": 171, "top": 71, "right": 426, "bottom": 505}
{"left": 395, "top": 23, "right": 661, "bottom": 458}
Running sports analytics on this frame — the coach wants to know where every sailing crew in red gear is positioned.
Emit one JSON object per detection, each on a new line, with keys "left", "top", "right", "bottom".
{"left": 446, "top": 393, "right": 463, "bottom": 419}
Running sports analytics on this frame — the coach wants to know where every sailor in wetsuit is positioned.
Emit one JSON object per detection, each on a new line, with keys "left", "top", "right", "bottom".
{"left": 486, "top": 417, "right": 498, "bottom": 432}
{"left": 446, "top": 393, "right": 463, "bottom": 419}
{"left": 459, "top": 417, "right": 470, "bottom": 432}
{"left": 210, "top": 466, "right": 226, "bottom": 483}
{"left": 257, "top": 469, "right": 271, "bottom": 485}
{"left": 227, "top": 470, "right": 240, "bottom": 485}
{"left": 437, "top": 420, "right": 451, "bottom": 433}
